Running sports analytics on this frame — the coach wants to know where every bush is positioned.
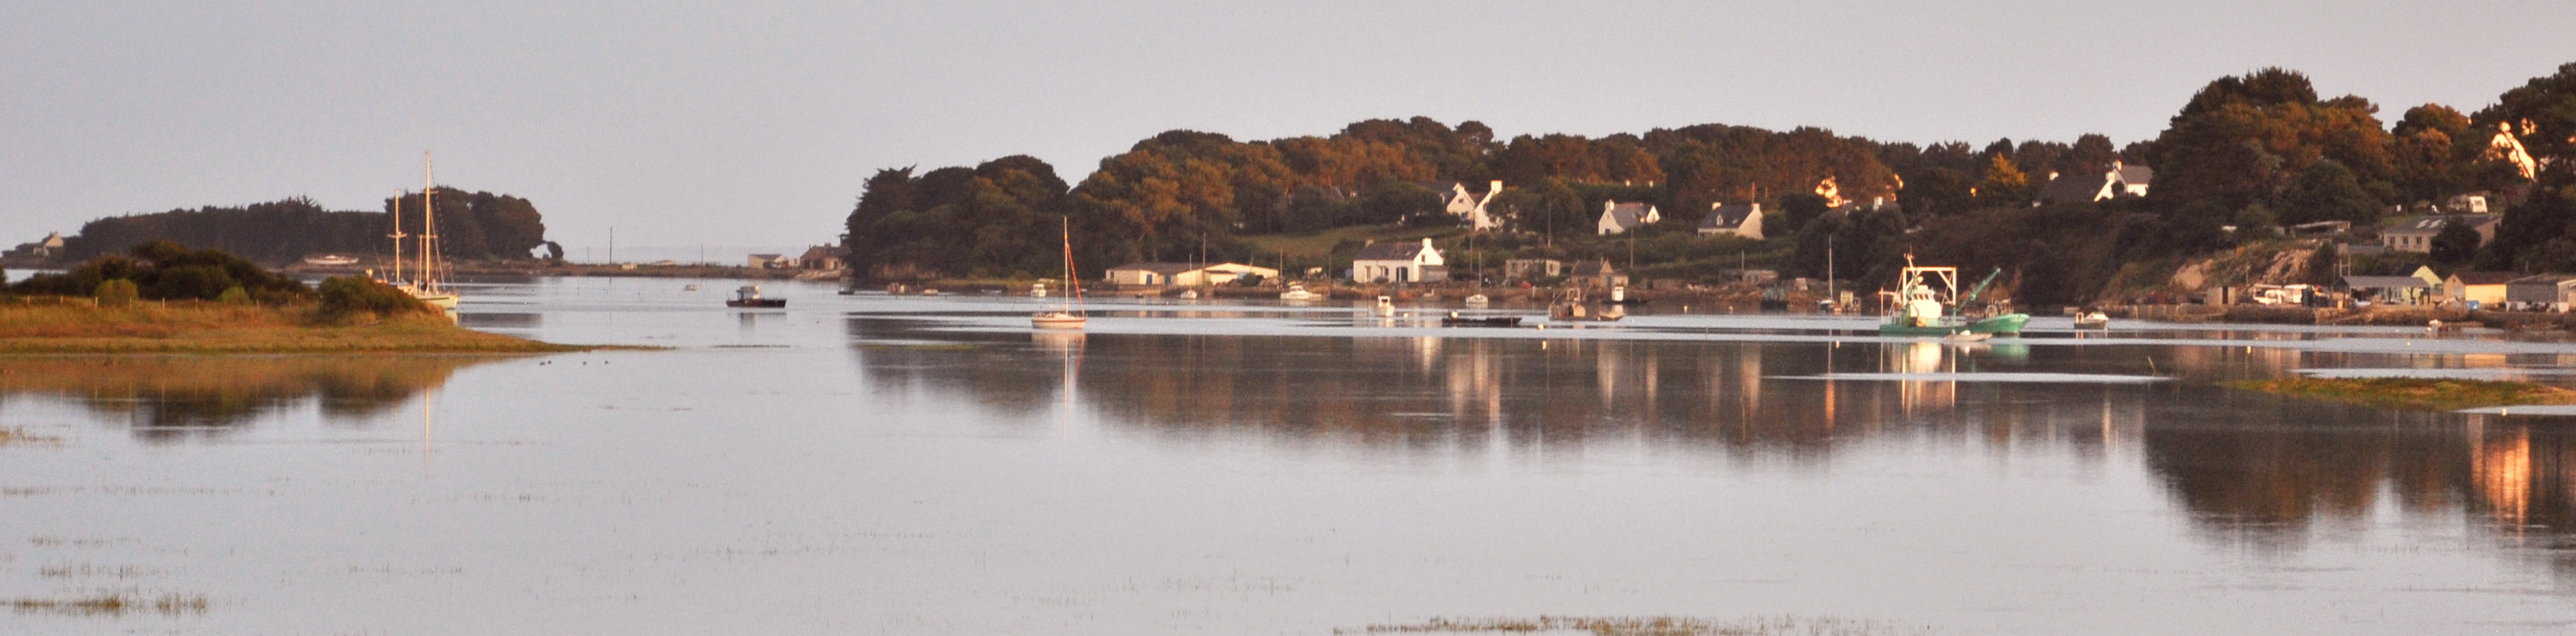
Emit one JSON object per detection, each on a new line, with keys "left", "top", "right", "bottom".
{"left": 319, "top": 276, "right": 434, "bottom": 317}
{"left": 95, "top": 279, "right": 138, "bottom": 307}
{"left": 217, "top": 286, "right": 250, "bottom": 304}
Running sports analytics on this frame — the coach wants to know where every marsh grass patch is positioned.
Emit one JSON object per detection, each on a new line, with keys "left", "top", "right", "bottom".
{"left": 6, "top": 592, "right": 208, "bottom": 617}
{"left": 1340, "top": 616, "right": 1927, "bottom": 635}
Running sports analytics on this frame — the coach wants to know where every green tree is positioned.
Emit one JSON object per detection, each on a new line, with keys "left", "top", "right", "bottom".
{"left": 2429, "top": 218, "right": 2483, "bottom": 264}
{"left": 2275, "top": 160, "right": 2380, "bottom": 225}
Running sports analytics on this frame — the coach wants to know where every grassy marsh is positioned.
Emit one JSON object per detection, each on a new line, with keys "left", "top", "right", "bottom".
{"left": 1341, "top": 616, "right": 1923, "bottom": 636}
{"left": 0, "top": 300, "right": 589, "bottom": 353}
{"left": 2226, "top": 377, "right": 2576, "bottom": 411}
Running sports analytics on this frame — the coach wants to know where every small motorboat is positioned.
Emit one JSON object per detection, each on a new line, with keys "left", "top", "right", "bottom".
{"left": 1280, "top": 283, "right": 1323, "bottom": 302}
{"left": 2073, "top": 308, "right": 2110, "bottom": 329}
{"left": 726, "top": 285, "right": 786, "bottom": 308}
{"left": 1178, "top": 288, "right": 1200, "bottom": 300}
{"left": 1373, "top": 295, "right": 1396, "bottom": 317}
{"left": 1463, "top": 294, "right": 1490, "bottom": 307}
{"left": 1032, "top": 283, "right": 1048, "bottom": 298}
{"left": 1441, "top": 311, "right": 1522, "bottom": 327}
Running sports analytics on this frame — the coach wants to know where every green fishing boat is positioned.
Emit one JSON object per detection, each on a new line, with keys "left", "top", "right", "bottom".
{"left": 1876, "top": 255, "right": 2028, "bottom": 337}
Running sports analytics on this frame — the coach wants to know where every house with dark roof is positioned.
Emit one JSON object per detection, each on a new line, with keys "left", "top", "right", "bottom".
{"left": 1595, "top": 201, "right": 1660, "bottom": 235}
{"left": 1352, "top": 237, "right": 1445, "bottom": 283}
{"left": 2114, "top": 163, "right": 2152, "bottom": 196}
{"left": 1697, "top": 203, "right": 1763, "bottom": 240}
{"left": 2380, "top": 214, "right": 2500, "bottom": 253}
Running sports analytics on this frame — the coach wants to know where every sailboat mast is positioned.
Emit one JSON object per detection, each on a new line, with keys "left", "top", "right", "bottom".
{"left": 1061, "top": 216, "right": 1081, "bottom": 312}
{"left": 420, "top": 152, "right": 437, "bottom": 293}
{"left": 389, "top": 195, "right": 405, "bottom": 284}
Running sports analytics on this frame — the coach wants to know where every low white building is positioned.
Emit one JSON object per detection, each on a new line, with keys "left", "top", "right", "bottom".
{"left": 1352, "top": 237, "right": 1445, "bottom": 283}
{"left": 1104, "top": 262, "right": 1281, "bottom": 286}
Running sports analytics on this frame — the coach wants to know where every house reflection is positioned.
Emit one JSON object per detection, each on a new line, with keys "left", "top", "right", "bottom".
{"left": 0, "top": 355, "right": 502, "bottom": 441}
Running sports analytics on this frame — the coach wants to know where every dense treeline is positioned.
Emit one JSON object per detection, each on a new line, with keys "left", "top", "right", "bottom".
{"left": 54, "top": 187, "right": 553, "bottom": 265}
{"left": 845, "top": 63, "right": 2572, "bottom": 303}
{"left": 846, "top": 118, "right": 1918, "bottom": 280}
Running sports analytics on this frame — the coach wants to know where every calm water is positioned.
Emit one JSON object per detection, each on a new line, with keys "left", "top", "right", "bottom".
{"left": 6, "top": 277, "right": 2576, "bottom": 635}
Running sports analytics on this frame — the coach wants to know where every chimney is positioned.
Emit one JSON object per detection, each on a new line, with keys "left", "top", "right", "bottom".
{"left": 1489, "top": 179, "right": 1503, "bottom": 193}
{"left": 1422, "top": 237, "right": 1434, "bottom": 252}
{"left": 2047, "top": 170, "right": 2060, "bottom": 181}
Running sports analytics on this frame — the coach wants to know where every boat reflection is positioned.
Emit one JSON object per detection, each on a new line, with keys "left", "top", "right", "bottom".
{"left": 0, "top": 355, "right": 507, "bottom": 440}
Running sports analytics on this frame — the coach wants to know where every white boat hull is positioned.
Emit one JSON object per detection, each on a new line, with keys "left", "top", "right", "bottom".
{"left": 1033, "top": 312, "right": 1086, "bottom": 329}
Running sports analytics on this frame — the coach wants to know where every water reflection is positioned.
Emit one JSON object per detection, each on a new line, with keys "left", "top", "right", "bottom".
{"left": 846, "top": 319, "right": 2151, "bottom": 458}
{"left": 846, "top": 318, "right": 2576, "bottom": 577}
{"left": 0, "top": 355, "right": 506, "bottom": 440}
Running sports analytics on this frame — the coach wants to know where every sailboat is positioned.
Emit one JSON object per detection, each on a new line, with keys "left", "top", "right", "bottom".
{"left": 389, "top": 153, "right": 459, "bottom": 312}
{"left": 1032, "top": 216, "right": 1087, "bottom": 329}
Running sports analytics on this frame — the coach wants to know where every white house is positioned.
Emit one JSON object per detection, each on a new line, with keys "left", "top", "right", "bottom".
{"left": 1596, "top": 201, "right": 1660, "bottom": 235}
{"left": 1352, "top": 237, "right": 1445, "bottom": 283}
{"left": 1440, "top": 180, "right": 1506, "bottom": 231}
{"left": 748, "top": 253, "right": 796, "bottom": 269}
{"left": 1697, "top": 203, "right": 1763, "bottom": 240}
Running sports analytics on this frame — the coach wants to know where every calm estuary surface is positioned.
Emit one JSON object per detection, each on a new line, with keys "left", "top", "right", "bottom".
{"left": 6, "top": 276, "right": 2576, "bottom": 635}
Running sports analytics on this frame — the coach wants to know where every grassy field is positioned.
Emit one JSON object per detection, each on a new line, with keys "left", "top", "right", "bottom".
{"left": 0, "top": 300, "right": 590, "bottom": 353}
{"left": 2225, "top": 377, "right": 2576, "bottom": 411}
{"left": 1242, "top": 224, "right": 1463, "bottom": 258}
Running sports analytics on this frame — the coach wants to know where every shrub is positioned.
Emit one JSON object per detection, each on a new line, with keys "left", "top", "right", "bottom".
{"left": 318, "top": 276, "right": 433, "bottom": 317}
{"left": 217, "top": 286, "right": 250, "bottom": 304}
{"left": 95, "top": 279, "right": 138, "bottom": 307}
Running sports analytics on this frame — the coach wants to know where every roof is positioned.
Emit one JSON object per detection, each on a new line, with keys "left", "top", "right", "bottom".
{"left": 1106, "top": 261, "right": 1199, "bottom": 275}
{"left": 2344, "top": 275, "right": 2430, "bottom": 290}
{"left": 1353, "top": 241, "right": 1428, "bottom": 261}
{"left": 2448, "top": 271, "right": 2524, "bottom": 285}
{"left": 2035, "top": 172, "right": 2110, "bottom": 204}
{"left": 2383, "top": 214, "right": 2501, "bottom": 236}
{"left": 1701, "top": 204, "right": 1759, "bottom": 229}
{"left": 749, "top": 253, "right": 784, "bottom": 259}
{"left": 798, "top": 245, "right": 839, "bottom": 260}
{"left": 2507, "top": 274, "right": 2576, "bottom": 285}
{"left": 1602, "top": 201, "right": 1655, "bottom": 230}
{"left": 2115, "top": 164, "right": 2153, "bottom": 185}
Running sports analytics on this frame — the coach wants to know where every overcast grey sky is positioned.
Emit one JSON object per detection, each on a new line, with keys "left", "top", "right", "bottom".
{"left": 6, "top": 1, "right": 2573, "bottom": 258}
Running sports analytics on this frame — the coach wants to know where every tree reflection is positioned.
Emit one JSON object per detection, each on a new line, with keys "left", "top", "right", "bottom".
{"left": 0, "top": 355, "right": 503, "bottom": 440}
{"left": 2141, "top": 395, "right": 2576, "bottom": 575}
{"left": 844, "top": 319, "right": 2576, "bottom": 577}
